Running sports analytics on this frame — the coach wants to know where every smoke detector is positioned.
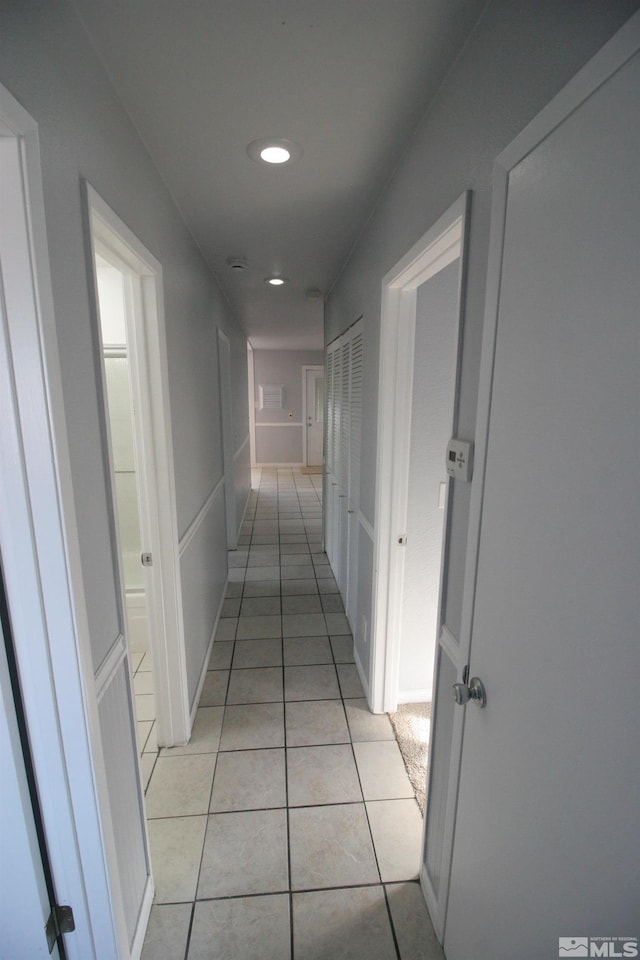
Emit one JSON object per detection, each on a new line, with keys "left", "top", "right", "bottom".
{"left": 226, "top": 257, "right": 248, "bottom": 272}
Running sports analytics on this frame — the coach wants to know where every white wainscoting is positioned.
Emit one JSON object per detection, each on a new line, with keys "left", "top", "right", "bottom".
{"left": 179, "top": 480, "right": 228, "bottom": 707}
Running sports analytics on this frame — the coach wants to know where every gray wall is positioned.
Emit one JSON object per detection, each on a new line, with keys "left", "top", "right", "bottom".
{"left": 253, "top": 349, "right": 324, "bottom": 464}
{"left": 0, "top": 0, "right": 249, "bottom": 692}
{"left": 325, "top": 0, "right": 638, "bottom": 683}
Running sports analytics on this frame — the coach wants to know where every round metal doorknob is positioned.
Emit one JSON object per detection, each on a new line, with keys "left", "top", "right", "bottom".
{"left": 452, "top": 677, "right": 487, "bottom": 708}
{"left": 452, "top": 682, "right": 470, "bottom": 705}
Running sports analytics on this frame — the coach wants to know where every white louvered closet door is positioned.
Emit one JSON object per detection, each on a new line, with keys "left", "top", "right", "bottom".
{"left": 324, "top": 341, "right": 337, "bottom": 568}
{"left": 346, "top": 321, "right": 363, "bottom": 628}
{"left": 325, "top": 347, "right": 334, "bottom": 478}
{"left": 337, "top": 335, "right": 351, "bottom": 595}
{"left": 329, "top": 337, "right": 343, "bottom": 580}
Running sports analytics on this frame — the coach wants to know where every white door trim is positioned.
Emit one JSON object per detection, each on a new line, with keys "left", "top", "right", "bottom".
{"left": 85, "top": 184, "right": 190, "bottom": 748}
{"left": 0, "top": 85, "right": 121, "bottom": 958}
{"left": 371, "top": 192, "right": 469, "bottom": 713}
{"left": 302, "top": 364, "right": 324, "bottom": 467}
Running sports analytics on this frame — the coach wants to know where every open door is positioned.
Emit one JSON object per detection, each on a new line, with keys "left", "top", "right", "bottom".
{"left": 87, "top": 187, "right": 189, "bottom": 750}
{"left": 0, "top": 83, "right": 120, "bottom": 958}
{"left": 442, "top": 17, "right": 640, "bottom": 957}
{"left": 0, "top": 581, "right": 62, "bottom": 959}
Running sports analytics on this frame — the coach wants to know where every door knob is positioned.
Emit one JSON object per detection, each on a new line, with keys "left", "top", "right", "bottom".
{"left": 452, "top": 677, "right": 487, "bottom": 708}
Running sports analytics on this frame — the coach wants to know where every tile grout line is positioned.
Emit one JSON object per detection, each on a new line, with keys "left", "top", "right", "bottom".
{"left": 182, "top": 902, "right": 196, "bottom": 960}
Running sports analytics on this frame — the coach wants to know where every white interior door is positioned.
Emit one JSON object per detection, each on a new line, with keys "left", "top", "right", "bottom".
{"left": 346, "top": 321, "right": 363, "bottom": 629}
{"left": 0, "top": 87, "right": 120, "bottom": 958}
{"left": 337, "top": 337, "right": 351, "bottom": 595}
{"left": 323, "top": 346, "right": 335, "bottom": 560}
{"left": 444, "top": 24, "right": 640, "bottom": 959}
{"left": 0, "top": 607, "right": 61, "bottom": 959}
{"left": 304, "top": 367, "right": 324, "bottom": 467}
{"left": 329, "top": 342, "right": 343, "bottom": 582}
{"left": 88, "top": 189, "right": 189, "bottom": 752}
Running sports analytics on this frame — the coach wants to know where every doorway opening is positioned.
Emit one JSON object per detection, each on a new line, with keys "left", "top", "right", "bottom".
{"left": 372, "top": 193, "right": 469, "bottom": 715}
{"left": 95, "top": 252, "right": 154, "bottom": 700}
{"left": 371, "top": 194, "right": 470, "bottom": 934}
{"left": 87, "top": 187, "right": 190, "bottom": 751}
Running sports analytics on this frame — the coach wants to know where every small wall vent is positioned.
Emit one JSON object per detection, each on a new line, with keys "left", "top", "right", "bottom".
{"left": 259, "top": 384, "right": 286, "bottom": 410}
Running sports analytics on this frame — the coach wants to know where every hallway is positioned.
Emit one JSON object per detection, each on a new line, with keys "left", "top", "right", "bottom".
{"left": 139, "top": 468, "right": 443, "bottom": 959}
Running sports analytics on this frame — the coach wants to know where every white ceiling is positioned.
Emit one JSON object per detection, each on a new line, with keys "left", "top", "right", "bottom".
{"left": 70, "top": 0, "right": 486, "bottom": 349}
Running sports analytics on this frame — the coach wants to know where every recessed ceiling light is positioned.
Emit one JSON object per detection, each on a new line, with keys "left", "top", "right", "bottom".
{"left": 247, "top": 138, "right": 303, "bottom": 165}
{"left": 265, "top": 276, "right": 287, "bottom": 286}
{"left": 261, "top": 145, "right": 290, "bottom": 164}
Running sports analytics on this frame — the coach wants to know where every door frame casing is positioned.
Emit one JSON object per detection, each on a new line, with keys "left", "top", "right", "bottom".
{"left": 302, "top": 364, "right": 324, "bottom": 467}
{"left": 0, "top": 84, "right": 121, "bottom": 958}
{"left": 85, "top": 185, "right": 190, "bottom": 749}
{"left": 371, "top": 192, "right": 470, "bottom": 714}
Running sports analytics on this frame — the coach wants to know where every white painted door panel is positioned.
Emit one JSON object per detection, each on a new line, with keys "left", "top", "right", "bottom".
{"left": 346, "top": 323, "right": 363, "bottom": 627}
{"left": 305, "top": 368, "right": 324, "bottom": 467}
{"left": 0, "top": 620, "right": 60, "bottom": 959}
{"left": 325, "top": 343, "right": 337, "bottom": 567}
{"left": 324, "top": 347, "right": 334, "bottom": 559}
{"left": 338, "top": 336, "right": 351, "bottom": 595}
{"left": 445, "top": 40, "right": 640, "bottom": 959}
{"left": 329, "top": 340, "right": 343, "bottom": 582}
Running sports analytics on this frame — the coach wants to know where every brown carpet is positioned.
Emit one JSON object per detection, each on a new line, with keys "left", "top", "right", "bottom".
{"left": 388, "top": 702, "right": 431, "bottom": 814}
{"left": 300, "top": 465, "right": 323, "bottom": 474}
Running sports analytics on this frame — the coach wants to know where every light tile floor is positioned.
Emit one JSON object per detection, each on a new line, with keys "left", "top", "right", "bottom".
{"left": 133, "top": 649, "right": 160, "bottom": 790}
{"left": 141, "top": 468, "right": 444, "bottom": 960}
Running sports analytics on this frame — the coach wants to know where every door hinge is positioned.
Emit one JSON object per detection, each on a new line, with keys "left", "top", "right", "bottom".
{"left": 45, "top": 905, "right": 75, "bottom": 953}
{"left": 141, "top": 552, "right": 153, "bottom": 566}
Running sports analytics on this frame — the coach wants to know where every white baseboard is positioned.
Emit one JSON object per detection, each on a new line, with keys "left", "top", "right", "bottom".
{"left": 353, "top": 644, "right": 371, "bottom": 704}
{"left": 189, "top": 585, "right": 226, "bottom": 722}
{"left": 236, "top": 483, "right": 252, "bottom": 537}
{"left": 254, "top": 461, "right": 304, "bottom": 468}
{"left": 130, "top": 875, "right": 154, "bottom": 960}
{"left": 420, "top": 864, "right": 444, "bottom": 944}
